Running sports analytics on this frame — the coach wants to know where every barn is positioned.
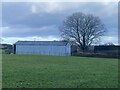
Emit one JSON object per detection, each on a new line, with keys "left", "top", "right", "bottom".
{"left": 14, "top": 41, "right": 71, "bottom": 56}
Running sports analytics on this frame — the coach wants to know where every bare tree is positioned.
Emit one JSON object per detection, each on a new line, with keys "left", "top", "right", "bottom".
{"left": 60, "top": 12, "right": 106, "bottom": 52}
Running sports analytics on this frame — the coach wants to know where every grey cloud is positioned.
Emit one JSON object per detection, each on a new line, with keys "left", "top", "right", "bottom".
{"left": 2, "top": 2, "right": 118, "bottom": 39}
{"left": 2, "top": 25, "right": 60, "bottom": 37}
{"left": 2, "top": 2, "right": 31, "bottom": 26}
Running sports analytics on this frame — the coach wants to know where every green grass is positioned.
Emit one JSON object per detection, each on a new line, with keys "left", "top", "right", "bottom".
{"left": 0, "top": 49, "right": 5, "bottom": 54}
{"left": 0, "top": 53, "right": 2, "bottom": 89}
{"left": 2, "top": 54, "right": 118, "bottom": 88}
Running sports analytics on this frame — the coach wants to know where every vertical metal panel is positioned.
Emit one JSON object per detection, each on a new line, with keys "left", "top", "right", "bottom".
{"left": 16, "top": 44, "right": 71, "bottom": 56}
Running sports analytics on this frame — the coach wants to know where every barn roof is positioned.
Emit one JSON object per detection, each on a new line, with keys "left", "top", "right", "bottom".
{"left": 15, "top": 41, "right": 69, "bottom": 46}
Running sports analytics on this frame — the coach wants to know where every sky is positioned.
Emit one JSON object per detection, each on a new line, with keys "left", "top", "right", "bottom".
{"left": 1, "top": 1, "right": 118, "bottom": 45}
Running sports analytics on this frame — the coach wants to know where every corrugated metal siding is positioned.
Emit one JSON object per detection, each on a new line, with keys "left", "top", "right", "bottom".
{"left": 16, "top": 44, "right": 71, "bottom": 56}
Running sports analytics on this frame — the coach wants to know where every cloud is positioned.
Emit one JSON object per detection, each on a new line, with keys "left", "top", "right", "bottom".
{"left": 1, "top": 0, "right": 119, "bottom": 2}
{"left": 2, "top": 36, "right": 59, "bottom": 44}
{"left": 2, "top": 2, "right": 118, "bottom": 44}
{"left": 34, "top": 2, "right": 65, "bottom": 14}
{"left": 101, "top": 36, "right": 118, "bottom": 45}
{"left": 2, "top": 2, "right": 117, "bottom": 28}
{"left": 31, "top": 4, "right": 37, "bottom": 13}
{"left": 2, "top": 25, "right": 60, "bottom": 37}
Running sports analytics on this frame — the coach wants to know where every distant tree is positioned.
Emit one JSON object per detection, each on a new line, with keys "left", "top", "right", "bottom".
{"left": 60, "top": 12, "right": 106, "bottom": 52}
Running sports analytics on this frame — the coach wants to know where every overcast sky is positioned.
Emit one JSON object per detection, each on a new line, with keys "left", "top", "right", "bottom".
{"left": 1, "top": 2, "right": 118, "bottom": 44}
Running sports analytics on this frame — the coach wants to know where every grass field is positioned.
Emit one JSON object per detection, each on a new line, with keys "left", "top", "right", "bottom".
{"left": 0, "top": 53, "right": 2, "bottom": 89}
{"left": 2, "top": 54, "right": 118, "bottom": 88}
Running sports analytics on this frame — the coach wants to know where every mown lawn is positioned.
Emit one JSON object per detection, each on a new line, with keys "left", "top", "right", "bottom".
{"left": 0, "top": 53, "right": 2, "bottom": 89}
{"left": 2, "top": 54, "right": 118, "bottom": 88}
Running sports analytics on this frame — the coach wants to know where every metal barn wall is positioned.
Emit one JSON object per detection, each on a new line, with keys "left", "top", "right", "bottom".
{"left": 66, "top": 43, "right": 71, "bottom": 56}
{"left": 16, "top": 44, "right": 71, "bottom": 56}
